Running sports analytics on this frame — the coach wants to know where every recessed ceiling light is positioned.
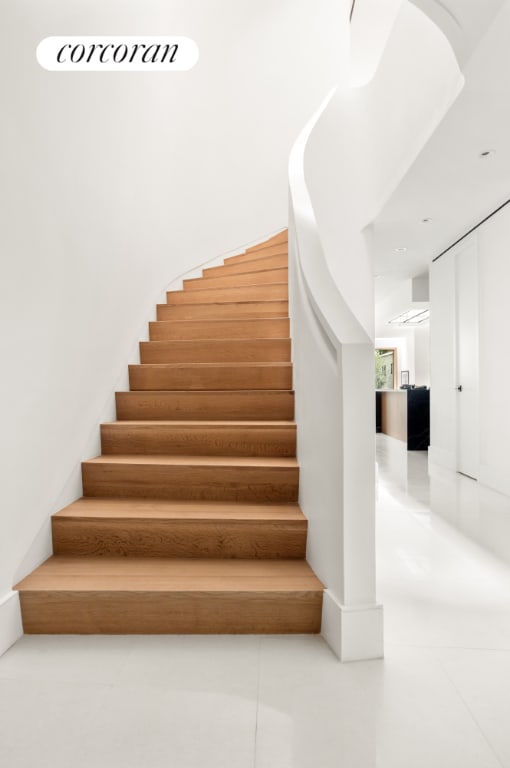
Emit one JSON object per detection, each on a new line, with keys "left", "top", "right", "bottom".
{"left": 422, "top": 218, "right": 432, "bottom": 223}
{"left": 394, "top": 247, "right": 407, "bottom": 253}
{"left": 479, "top": 150, "right": 496, "bottom": 158}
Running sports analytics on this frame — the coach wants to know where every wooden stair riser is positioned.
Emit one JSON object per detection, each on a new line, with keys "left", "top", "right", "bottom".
{"left": 167, "top": 283, "right": 288, "bottom": 305}
{"left": 52, "top": 517, "right": 307, "bottom": 559}
{"left": 203, "top": 253, "right": 287, "bottom": 278}
{"left": 115, "top": 391, "right": 295, "bottom": 421}
{"left": 139, "top": 339, "right": 291, "bottom": 364}
{"left": 100, "top": 422, "right": 297, "bottom": 457}
{"left": 82, "top": 462, "right": 299, "bottom": 503}
{"left": 128, "top": 364, "right": 292, "bottom": 391}
{"left": 248, "top": 231, "right": 288, "bottom": 249}
{"left": 149, "top": 317, "right": 290, "bottom": 341}
{"left": 18, "top": 590, "right": 321, "bottom": 634}
{"left": 184, "top": 268, "right": 288, "bottom": 291}
{"left": 224, "top": 243, "right": 288, "bottom": 266}
{"left": 156, "top": 301, "right": 289, "bottom": 321}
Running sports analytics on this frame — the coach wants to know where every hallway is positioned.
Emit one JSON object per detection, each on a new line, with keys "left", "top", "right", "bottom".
{"left": 2, "top": 435, "right": 510, "bottom": 767}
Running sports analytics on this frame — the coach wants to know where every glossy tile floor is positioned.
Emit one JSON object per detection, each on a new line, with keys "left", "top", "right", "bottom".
{"left": 2, "top": 434, "right": 510, "bottom": 767}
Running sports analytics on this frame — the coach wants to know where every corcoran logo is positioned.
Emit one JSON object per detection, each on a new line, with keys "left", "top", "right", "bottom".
{"left": 36, "top": 36, "right": 199, "bottom": 72}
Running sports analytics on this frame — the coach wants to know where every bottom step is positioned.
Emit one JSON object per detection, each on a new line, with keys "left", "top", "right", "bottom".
{"left": 15, "top": 556, "right": 323, "bottom": 634}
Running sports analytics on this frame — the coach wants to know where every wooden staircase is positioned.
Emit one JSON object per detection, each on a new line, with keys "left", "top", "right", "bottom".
{"left": 14, "top": 230, "right": 324, "bottom": 634}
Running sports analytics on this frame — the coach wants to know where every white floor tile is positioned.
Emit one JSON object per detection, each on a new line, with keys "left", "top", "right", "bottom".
{"left": 73, "top": 685, "right": 257, "bottom": 768}
{"left": 3, "top": 434, "right": 510, "bottom": 767}
{"left": 0, "top": 678, "right": 110, "bottom": 768}
{"left": 114, "top": 634, "right": 260, "bottom": 696}
{"left": 255, "top": 638, "right": 502, "bottom": 768}
{"left": 434, "top": 647, "right": 510, "bottom": 768}
{"left": 0, "top": 634, "right": 135, "bottom": 685}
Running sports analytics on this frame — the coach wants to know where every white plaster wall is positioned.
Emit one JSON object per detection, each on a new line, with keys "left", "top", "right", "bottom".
{"left": 430, "top": 205, "right": 510, "bottom": 496}
{"left": 477, "top": 207, "right": 510, "bottom": 495}
{"left": 429, "top": 248, "right": 457, "bottom": 470}
{"left": 305, "top": 1, "right": 463, "bottom": 339}
{"left": 414, "top": 324, "right": 430, "bottom": 387}
{"left": 0, "top": 0, "right": 343, "bottom": 641}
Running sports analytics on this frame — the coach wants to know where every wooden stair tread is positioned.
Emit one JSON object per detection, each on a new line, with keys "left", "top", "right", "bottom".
{"left": 103, "top": 419, "right": 296, "bottom": 427}
{"left": 118, "top": 389, "right": 294, "bottom": 394}
{"left": 53, "top": 498, "right": 304, "bottom": 521}
{"left": 203, "top": 254, "right": 287, "bottom": 279}
{"left": 152, "top": 317, "right": 290, "bottom": 325}
{"left": 174, "top": 281, "right": 289, "bottom": 292}
{"left": 184, "top": 268, "right": 288, "bottom": 290}
{"left": 156, "top": 301, "right": 289, "bottom": 321}
{"left": 166, "top": 283, "right": 288, "bottom": 305}
{"left": 187, "top": 266, "right": 288, "bottom": 281}
{"left": 223, "top": 248, "right": 288, "bottom": 267}
{"left": 130, "top": 362, "right": 291, "bottom": 369}
{"left": 16, "top": 556, "right": 322, "bottom": 593}
{"left": 84, "top": 454, "right": 299, "bottom": 468}
{"left": 248, "top": 231, "right": 287, "bottom": 248}
{"left": 149, "top": 317, "right": 290, "bottom": 341}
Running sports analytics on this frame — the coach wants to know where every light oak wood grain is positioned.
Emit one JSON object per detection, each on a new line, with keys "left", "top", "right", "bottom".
{"left": 128, "top": 363, "right": 292, "bottom": 391}
{"left": 52, "top": 499, "right": 307, "bottom": 559}
{"left": 222, "top": 247, "right": 289, "bottom": 267}
{"left": 19, "top": 590, "right": 321, "bottom": 634}
{"left": 203, "top": 253, "right": 287, "bottom": 278}
{"left": 53, "top": 498, "right": 305, "bottom": 520}
{"left": 82, "top": 455, "right": 299, "bottom": 502}
{"left": 100, "top": 420, "right": 297, "bottom": 456}
{"left": 166, "top": 283, "right": 288, "bottom": 305}
{"left": 115, "top": 390, "right": 295, "bottom": 420}
{"left": 139, "top": 339, "right": 291, "bottom": 364}
{"left": 149, "top": 317, "right": 290, "bottom": 341}
{"left": 381, "top": 391, "right": 407, "bottom": 442}
{"left": 14, "top": 225, "right": 325, "bottom": 637}
{"left": 184, "top": 268, "right": 288, "bottom": 291}
{"left": 156, "top": 300, "right": 289, "bottom": 321}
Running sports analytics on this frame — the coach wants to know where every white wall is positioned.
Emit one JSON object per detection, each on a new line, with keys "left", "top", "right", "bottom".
{"left": 305, "top": 1, "right": 463, "bottom": 339}
{"left": 478, "top": 206, "right": 510, "bottom": 494}
{"left": 0, "top": 0, "right": 343, "bottom": 649}
{"left": 430, "top": 202, "right": 510, "bottom": 495}
{"left": 429, "top": 248, "right": 457, "bottom": 469}
{"left": 414, "top": 324, "right": 430, "bottom": 387}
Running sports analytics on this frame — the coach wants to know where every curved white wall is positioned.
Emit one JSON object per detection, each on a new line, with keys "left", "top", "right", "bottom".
{"left": 0, "top": 0, "right": 343, "bottom": 651}
{"left": 305, "top": 1, "right": 463, "bottom": 337}
{"left": 289, "top": 0, "right": 463, "bottom": 659}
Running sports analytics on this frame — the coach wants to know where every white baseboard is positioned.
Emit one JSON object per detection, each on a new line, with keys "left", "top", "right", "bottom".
{"left": 0, "top": 591, "right": 23, "bottom": 657}
{"left": 321, "top": 590, "right": 384, "bottom": 662}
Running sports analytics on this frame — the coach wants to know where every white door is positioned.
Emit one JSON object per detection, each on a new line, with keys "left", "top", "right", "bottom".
{"left": 455, "top": 241, "right": 479, "bottom": 479}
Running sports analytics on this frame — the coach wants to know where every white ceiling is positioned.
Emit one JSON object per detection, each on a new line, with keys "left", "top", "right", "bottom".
{"left": 372, "top": 0, "right": 510, "bottom": 302}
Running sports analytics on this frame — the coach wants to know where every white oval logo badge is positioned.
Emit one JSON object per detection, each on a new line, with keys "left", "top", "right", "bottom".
{"left": 36, "top": 36, "right": 199, "bottom": 72}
